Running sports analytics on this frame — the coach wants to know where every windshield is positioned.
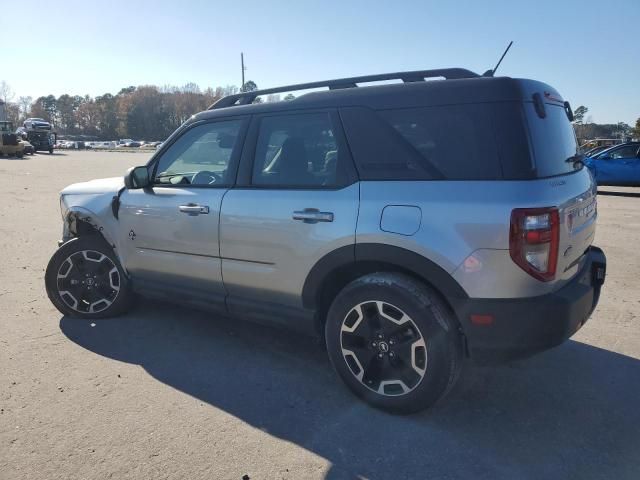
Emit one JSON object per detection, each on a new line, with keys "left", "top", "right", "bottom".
{"left": 525, "top": 103, "right": 580, "bottom": 177}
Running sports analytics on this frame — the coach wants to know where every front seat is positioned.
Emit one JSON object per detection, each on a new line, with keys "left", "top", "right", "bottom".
{"left": 277, "top": 137, "right": 315, "bottom": 185}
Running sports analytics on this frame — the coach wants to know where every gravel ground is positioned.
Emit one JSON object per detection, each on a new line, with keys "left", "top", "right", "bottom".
{"left": 1, "top": 151, "right": 639, "bottom": 480}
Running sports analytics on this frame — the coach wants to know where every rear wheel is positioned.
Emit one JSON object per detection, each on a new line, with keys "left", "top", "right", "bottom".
{"left": 325, "top": 273, "right": 462, "bottom": 413}
{"left": 49, "top": 147, "right": 54, "bottom": 154}
{"left": 45, "top": 236, "right": 133, "bottom": 319}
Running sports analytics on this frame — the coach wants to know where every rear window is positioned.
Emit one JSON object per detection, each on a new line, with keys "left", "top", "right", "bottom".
{"left": 524, "top": 103, "right": 578, "bottom": 177}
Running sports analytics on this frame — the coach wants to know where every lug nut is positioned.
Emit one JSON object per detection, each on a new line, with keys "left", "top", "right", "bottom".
{"left": 378, "top": 353, "right": 384, "bottom": 358}
{"left": 377, "top": 334, "right": 383, "bottom": 339}
{"left": 389, "top": 352, "right": 395, "bottom": 358}
{"left": 389, "top": 340, "right": 395, "bottom": 345}
{"left": 372, "top": 342, "right": 378, "bottom": 348}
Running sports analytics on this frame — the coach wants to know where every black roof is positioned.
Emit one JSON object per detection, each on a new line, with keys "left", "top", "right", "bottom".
{"left": 193, "top": 69, "right": 561, "bottom": 122}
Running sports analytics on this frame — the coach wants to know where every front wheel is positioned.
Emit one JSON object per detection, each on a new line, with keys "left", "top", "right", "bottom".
{"left": 325, "top": 273, "right": 462, "bottom": 414}
{"left": 45, "top": 236, "right": 133, "bottom": 319}
{"left": 49, "top": 147, "right": 54, "bottom": 154}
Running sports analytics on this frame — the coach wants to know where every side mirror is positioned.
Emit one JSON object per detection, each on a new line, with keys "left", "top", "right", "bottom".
{"left": 124, "top": 166, "right": 150, "bottom": 189}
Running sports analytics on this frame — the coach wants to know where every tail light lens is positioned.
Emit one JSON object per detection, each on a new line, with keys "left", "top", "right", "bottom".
{"left": 510, "top": 207, "right": 560, "bottom": 282}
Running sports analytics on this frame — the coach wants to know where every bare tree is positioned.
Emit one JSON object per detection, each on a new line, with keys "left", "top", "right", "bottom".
{"left": 18, "top": 96, "right": 32, "bottom": 118}
{"left": 0, "top": 80, "right": 14, "bottom": 104}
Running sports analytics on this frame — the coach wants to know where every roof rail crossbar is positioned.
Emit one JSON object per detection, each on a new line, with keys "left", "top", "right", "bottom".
{"left": 209, "top": 68, "right": 479, "bottom": 109}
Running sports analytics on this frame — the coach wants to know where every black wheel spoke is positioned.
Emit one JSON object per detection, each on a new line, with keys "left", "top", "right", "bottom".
{"left": 340, "top": 300, "right": 427, "bottom": 396}
{"left": 56, "top": 249, "right": 120, "bottom": 314}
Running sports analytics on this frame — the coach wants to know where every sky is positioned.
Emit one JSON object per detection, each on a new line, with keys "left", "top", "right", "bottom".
{"left": 2, "top": 0, "right": 638, "bottom": 125}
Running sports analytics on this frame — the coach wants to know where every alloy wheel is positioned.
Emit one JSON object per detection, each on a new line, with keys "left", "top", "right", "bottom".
{"left": 56, "top": 250, "right": 120, "bottom": 314}
{"left": 340, "top": 300, "right": 427, "bottom": 396}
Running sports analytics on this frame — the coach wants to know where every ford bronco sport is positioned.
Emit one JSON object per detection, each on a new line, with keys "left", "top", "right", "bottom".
{"left": 45, "top": 68, "right": 606, "bottom": 413}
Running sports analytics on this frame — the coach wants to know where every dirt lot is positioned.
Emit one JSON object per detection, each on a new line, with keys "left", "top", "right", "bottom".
{"left": 1, "top": 151, "right": 639, "bottom": 480}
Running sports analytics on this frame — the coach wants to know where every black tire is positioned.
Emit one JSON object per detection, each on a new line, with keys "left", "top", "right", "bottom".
{"left": 325, "top": 272, "right": 462, "bottom": 414}
{"left": 45, "top": 236, "right": 133, "bottom": 319}
{"left": 17, "top": 151, "right": 24, "bottom": 158}
{"left": 49, "top": 148, "right": 54, "bottom": 154}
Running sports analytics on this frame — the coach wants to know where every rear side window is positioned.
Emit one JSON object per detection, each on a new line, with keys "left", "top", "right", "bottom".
{"left": 341, "top": 105, "right": 502, "bottom": 180}
{"left": 525, "top": 103, "right": 578, "bottom": 177}
{"left": 380, "top": 105, "right": 503, "bottom": 180}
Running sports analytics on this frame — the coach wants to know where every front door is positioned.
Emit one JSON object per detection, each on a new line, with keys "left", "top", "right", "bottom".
{"left": 118, "top": 117, "right": 248, "bottom": 306}
{"left": 219, "top": 111, "right": 359, "bottom": 327}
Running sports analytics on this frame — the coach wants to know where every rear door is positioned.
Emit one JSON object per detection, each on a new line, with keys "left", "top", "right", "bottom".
{"left": 219, "top": 110, "right": 359, "bottom": 326}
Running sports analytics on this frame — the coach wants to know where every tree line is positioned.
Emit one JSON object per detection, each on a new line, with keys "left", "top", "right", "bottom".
{"left": 0, "top": 80, "right": 280, "bottom": 141}
{"left": 2, "top": 80, "right": 639, "bottom": 142}
{"left": 572, "top": 105, "right": 640, "bottom": 144}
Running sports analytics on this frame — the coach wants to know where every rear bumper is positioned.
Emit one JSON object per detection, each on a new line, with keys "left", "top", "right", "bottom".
{"left": 453, "top": 246, "right": 606, "bottom": 363}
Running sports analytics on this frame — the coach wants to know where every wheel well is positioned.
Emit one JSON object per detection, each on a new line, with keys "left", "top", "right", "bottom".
{"left": 315, "top": 260, "right": 459, "bottom": 332}
{"left": 75, "top": 218, "right": 99, "bottom": 237}
{"left": 67, "top": 214, "right": 111, "bottom": 247}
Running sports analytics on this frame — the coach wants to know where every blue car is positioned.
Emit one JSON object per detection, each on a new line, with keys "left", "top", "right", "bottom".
{"left": 584, "top": 142, "right": 640, "bottom": 186}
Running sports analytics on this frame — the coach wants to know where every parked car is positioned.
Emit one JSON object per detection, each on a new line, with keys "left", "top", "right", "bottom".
{"left": 584, "top": 142, "right": 640, "bottom": 186}
{"left": 45, "top": 68, "right": 606, "bottom": 413}
{"left": 125, "top": 141, "right": 141, "bottom": 148}
{"left": 583, "top": 145, "right": 612, "bottom": 157}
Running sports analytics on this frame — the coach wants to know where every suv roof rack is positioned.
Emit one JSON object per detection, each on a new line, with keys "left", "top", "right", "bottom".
{"left": 209, "top": 68, "right": 479, "bottom": 109}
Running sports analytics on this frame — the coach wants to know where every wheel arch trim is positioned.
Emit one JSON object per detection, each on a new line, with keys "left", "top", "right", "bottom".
{"left": 301, "top": 243, "right": 469, "bottom": 311}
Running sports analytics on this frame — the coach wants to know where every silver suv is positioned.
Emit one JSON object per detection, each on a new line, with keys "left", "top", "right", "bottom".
{"left": 45, "top": 68, "right": 607, "bottom": 413}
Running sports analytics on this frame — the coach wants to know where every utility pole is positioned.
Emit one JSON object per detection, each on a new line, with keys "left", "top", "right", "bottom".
{"left": 241, "top": 52, "right": 246, "bottom": 91}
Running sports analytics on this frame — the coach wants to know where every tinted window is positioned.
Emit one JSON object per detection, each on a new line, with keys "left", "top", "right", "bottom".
{"left": 340, "top": 106, "right": 442, "bottom": 180}
{"left": 341, "top": 105, "right": 506, "bottom": 181}
{"left": 154, "top": 121, "right": 241, "bottom": 186}
{"left": 252, "top": 113, "right": 340, "bottom": 187}
{"left": 524, "top": 103, "right": 578, "bottom": 177}
{"left": 379, "top": 104, "right": 502, "bottom": 180}
{"left": 601, "top": 144, "right": 639, "bottom": 159}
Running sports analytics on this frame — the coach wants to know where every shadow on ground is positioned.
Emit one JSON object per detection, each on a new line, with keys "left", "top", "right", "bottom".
{"left": 60, "top": 301, "right": 640, "bottom": 479}
{"left": 598, "top": 189, "right": 640, "bottom": 198}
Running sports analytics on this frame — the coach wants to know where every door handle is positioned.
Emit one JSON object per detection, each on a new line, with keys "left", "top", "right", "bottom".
{"left": 292, "top": 209, "right": 334, "bottom": 223}
{"left": 179, "top": 204, "right": 210, "bottom": 215}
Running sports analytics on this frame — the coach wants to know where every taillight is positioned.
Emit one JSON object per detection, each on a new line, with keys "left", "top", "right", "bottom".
{"left": 509, "top": 207, "right": 560, "bottom": 282}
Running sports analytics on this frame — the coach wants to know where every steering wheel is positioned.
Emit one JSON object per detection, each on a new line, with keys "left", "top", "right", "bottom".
{"left": 191, "top": 171, "right": 223, "bottom": 185}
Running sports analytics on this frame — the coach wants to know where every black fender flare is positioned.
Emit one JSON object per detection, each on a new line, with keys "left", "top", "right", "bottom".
{"left": 301, "top": 243, "right": 469, "bottom": 310}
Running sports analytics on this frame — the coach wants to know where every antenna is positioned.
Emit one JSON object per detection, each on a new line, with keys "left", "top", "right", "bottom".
{"left": 483, "top": 41, "right": 513, "bottom": 77}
